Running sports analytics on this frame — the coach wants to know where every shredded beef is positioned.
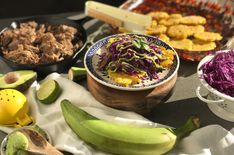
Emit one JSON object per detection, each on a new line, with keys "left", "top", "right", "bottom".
{"left": 0, "top": 21, "right": 82, "bottom": 64}
{"left": 4, "top": 44, "right": 40, "bottom": 64}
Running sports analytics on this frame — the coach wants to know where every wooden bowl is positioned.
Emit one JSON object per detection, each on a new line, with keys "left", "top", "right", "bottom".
{"left": 85, "top": 33, "right": 180, "bottom": 114}
{"left": 87, "top": 73, "right": 177, "bottom": 115}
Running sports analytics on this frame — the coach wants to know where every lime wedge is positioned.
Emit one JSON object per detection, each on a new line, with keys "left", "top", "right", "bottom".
{"left": 36, "top": 79, "right": 61, "bottom": 104}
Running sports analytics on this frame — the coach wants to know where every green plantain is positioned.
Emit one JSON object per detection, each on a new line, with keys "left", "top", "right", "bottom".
{"left": 61, "top": 99, "right": 200, "bottom": 155}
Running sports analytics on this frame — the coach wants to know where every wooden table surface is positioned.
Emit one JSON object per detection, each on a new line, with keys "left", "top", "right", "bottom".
{"left": 0, "top": 12, "right": 233, "bottom": 148}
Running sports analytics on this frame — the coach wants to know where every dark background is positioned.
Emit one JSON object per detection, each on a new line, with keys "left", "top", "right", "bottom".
{"left": 0, "top": 0, "right": 126, "bottom": 19}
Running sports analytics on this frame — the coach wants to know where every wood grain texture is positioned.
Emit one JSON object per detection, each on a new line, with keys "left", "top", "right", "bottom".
{"left": 87, "top": 73, "right": 177, "bottom": 115}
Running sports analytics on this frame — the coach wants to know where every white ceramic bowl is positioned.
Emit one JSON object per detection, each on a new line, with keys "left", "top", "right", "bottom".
{"left": 196, "top": 49, "right": 234, "bottom": 122}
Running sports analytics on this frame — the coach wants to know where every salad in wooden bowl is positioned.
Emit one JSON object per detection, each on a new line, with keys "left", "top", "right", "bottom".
{"left": 84, "top": 33, "right": 179, "bottom": 114}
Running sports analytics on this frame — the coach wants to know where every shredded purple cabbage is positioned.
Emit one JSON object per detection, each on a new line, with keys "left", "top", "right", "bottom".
{"left": 200, "top": 50, "right": 234, "bottom": 97}
{"left": 98, "top": 34, "right": 172, "bottom": 80}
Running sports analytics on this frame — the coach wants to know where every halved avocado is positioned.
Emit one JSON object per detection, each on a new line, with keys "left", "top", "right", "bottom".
{"left": 5, "top": 125, "right": 48, "bottom": 155}
{"left": 0, "top": 70, "right": 37, "bottom": 91}
{"left": 5, "top": 131, "right": 29, "bottom": 155}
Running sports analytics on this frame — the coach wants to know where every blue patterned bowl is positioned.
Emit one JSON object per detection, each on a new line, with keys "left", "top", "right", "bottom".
{"left": 84, "top": 33, "right": 179, "bottom": 91}
{"left": 84, "top": 33, "right": 179, "bottom": 114}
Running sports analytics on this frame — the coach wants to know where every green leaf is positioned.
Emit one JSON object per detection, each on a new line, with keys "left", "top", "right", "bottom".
{"left": 133, "top": 40, "right": 141, "bottom": 49}
{"left": 133, "top": 38, "right": 150, "bottom": 51}
{"left": 142, "top": 43, "right": 150, "bottom": 50}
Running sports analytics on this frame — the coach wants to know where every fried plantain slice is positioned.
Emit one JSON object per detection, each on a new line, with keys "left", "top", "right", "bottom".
{"left": 167, "top": 25, "right": 191, "bottom": 39}
{"left": 159, "top": 18, "right": 181, "bottom": 26}
{"left": 146, "top": 25, "right": 167, "bottom": 35}
{"left": 194, "top": 32, "right": 222, "bottom": 42}
{"left": 169, "top": 13, "right": 183, "bottom": 19}
{"left": 191, "top": 39, "right": 216, "bottom": 51}
{"left": 180, "top": 15, "right": 206, "bottom": 25}
{"left": 158, "top": 34, "right": 170, "bottom": 43}
{"left": 169, "top": 39, "right": 193, "bottom": 50}
{"left": 188, "top": 25, "right": 205, "bottom": 36}
{"left": 147, "top": 11, "right": 169, "bottom": 21}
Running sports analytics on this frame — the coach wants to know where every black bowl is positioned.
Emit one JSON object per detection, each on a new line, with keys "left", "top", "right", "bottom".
{"left": 0, "top": 16, "right": 89, "bottom": 77}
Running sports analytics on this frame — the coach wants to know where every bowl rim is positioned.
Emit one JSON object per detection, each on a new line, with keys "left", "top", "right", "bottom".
{"left": 197, "top": 49, "right": 234, "bottom": 101}
{"left": 84, "top": 33, "right": 180, "bottom": 91}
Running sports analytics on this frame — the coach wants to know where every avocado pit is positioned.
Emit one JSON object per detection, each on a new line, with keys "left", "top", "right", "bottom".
{"left": 4, "top": 72, "right": 20, "bottom": 84}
